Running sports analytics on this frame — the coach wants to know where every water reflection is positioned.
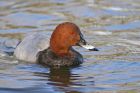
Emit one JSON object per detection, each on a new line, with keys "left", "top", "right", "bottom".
{"left": 48, "top": 68, "right": 72, "bottom": 87}
{"left": 34, "top": 67, "right": 83, "bottom": 93}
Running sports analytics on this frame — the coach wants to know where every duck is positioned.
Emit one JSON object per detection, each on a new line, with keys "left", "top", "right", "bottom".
{"left": 14, "top": 22, "right": 99, "bottom": 67}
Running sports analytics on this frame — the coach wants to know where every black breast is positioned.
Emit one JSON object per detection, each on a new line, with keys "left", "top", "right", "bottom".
{"left": 37, "top": 48, "right": 83, "bottom": 67}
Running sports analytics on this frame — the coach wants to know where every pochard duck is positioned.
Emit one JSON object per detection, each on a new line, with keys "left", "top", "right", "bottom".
{"left": 14, "top": 22, "right": 98, "bottom": 67}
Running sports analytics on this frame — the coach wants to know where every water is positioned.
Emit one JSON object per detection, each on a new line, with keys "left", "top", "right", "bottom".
{"left": 0, "top": 0, "right": 140, "bottom": 93}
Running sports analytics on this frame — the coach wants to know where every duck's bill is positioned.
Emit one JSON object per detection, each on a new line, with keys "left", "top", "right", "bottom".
{"left": 80, "top": 44, "right": 99, "bottom": 51}
{"left": 77, "top": 33, "right": 99, "bottom": 51}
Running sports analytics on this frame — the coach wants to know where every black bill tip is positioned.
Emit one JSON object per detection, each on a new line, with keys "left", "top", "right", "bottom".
{"left": 89, "top": 48, "right": 99, "bottom": 51}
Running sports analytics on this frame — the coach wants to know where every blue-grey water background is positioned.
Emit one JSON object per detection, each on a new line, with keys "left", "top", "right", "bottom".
{"left": 0, "top": 0, "right": 140, "bottom": 93}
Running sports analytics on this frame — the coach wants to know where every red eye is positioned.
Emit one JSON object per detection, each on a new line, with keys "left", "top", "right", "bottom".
{"left": 71, "top": 31, "right": 75, "bottom": 35}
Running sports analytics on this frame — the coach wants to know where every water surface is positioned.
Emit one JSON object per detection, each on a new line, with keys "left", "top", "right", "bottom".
{"left": 0, "top": 0, "right": 140, "bottom": 93}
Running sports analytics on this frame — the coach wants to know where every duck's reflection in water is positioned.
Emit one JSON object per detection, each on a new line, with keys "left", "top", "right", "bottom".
{"left": 48, "top": 67, "right": 71, "bottom": 87}
{"left": 34, "top": 67, "right": 82, "bottom": 93}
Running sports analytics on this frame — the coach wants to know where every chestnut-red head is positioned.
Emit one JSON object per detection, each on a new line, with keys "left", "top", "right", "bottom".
{"left": 50, "top": 22, "right": 98, "bottom": 57}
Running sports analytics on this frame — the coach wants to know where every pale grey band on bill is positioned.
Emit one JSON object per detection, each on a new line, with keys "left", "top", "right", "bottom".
{"left": 81, "top": 44, "right": 99, "bottom": 51}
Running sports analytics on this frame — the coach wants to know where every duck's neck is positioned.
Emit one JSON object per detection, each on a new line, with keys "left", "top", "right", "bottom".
{"left": 50, "top": 46, "right": 72, "bottom": 57}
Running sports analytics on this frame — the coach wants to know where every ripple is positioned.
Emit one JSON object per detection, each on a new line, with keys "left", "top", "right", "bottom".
{"left": 104, "top": 21, "right": 140, "bottom": 31}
